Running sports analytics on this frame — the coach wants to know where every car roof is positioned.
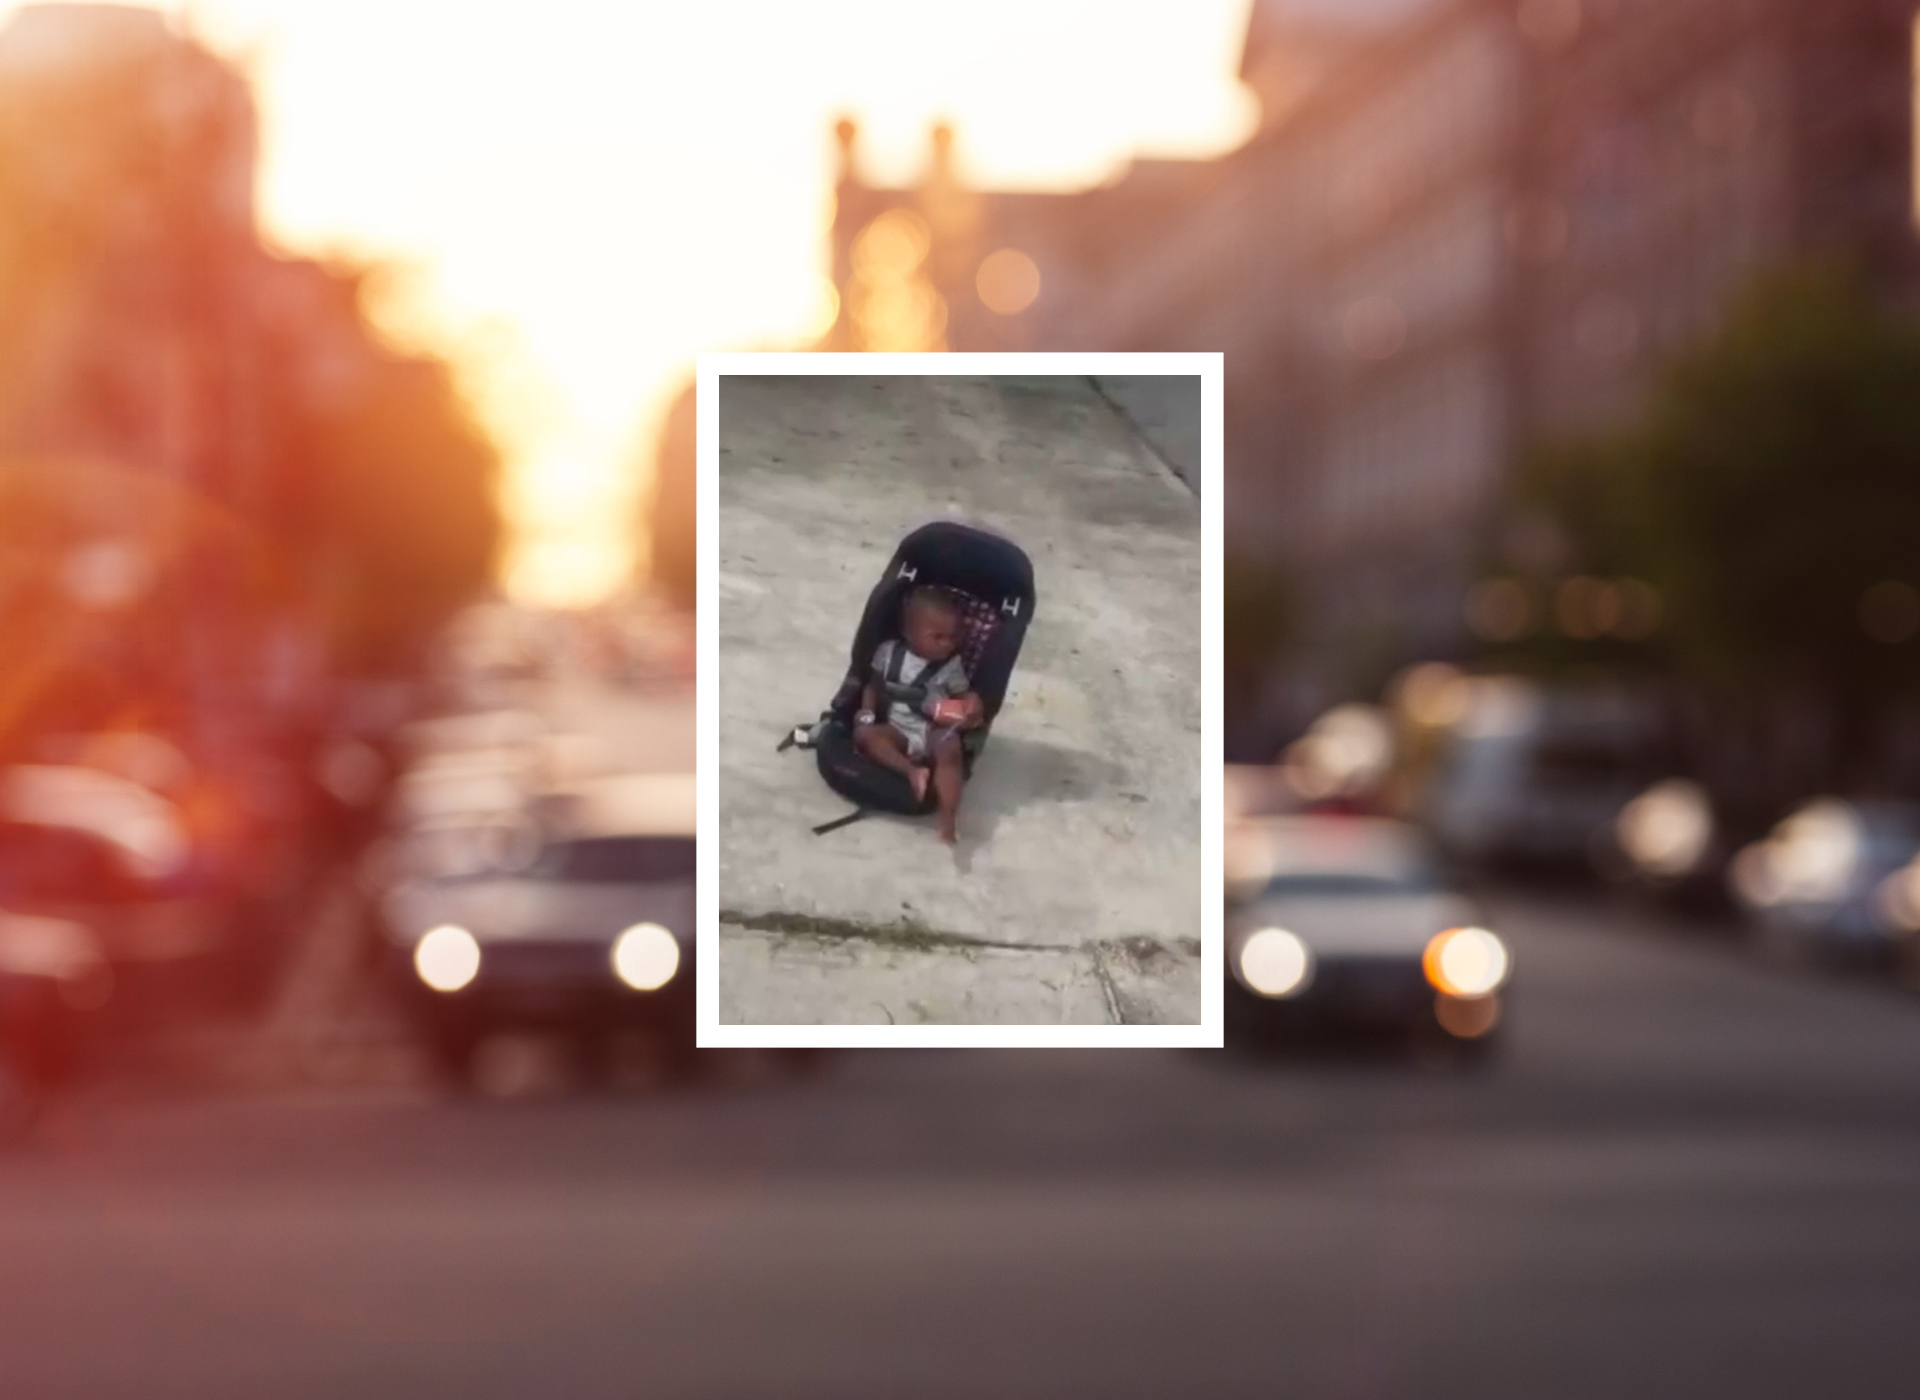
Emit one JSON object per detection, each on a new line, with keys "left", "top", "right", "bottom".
{"left": 1228, "top": 815, "right": 1430, "bottom": 886}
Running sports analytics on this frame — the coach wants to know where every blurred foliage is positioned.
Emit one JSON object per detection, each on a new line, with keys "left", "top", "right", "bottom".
{"left": 282, "top": 314, "right": 503, "bottom": 668}
{"left": 1225, "top": 556, "right": 1294, "bottom": 732}
{"left": 1512, "top": 263, "right": 1920, "bottom": 703}
{"left": 0, "top": 12, "right": 500, "bottom": 739}
{"left": 0, "top": 457, "right": 286, "bottom": 746}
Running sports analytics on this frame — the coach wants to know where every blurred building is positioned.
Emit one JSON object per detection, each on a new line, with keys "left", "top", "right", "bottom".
{"left": 825, "top": 0, "right": 1920, "bottom": 715}
{"left": 1515, "top": 0, "right": 1920, "bottom": 435}
{"left": 0, "top": 3, "right": 259, "bottom": 496}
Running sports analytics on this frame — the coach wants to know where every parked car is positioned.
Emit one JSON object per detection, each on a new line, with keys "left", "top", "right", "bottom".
{"left": 1730, "top": 799, "right": 1920, "bottom": 965}
{"left": 1226, "top": 814, "right": 1512, "bottom": 1059}
{"left": 380, "top": 773, "right": 695, "bottom": 1084}
{"left": 0, "top": 766, "right": 243, "bottom": 994}
{"left": 0, "top": 908, "right": 112, "bottom": 1126}
{"left": 1423, "top": 678, "right": 1669, "bottom": 874}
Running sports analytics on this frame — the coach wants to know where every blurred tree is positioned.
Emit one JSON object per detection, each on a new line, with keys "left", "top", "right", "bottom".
{"left": 300, "top": 350, "right": 501, "bottom": 668}
{"left": 0, "top": 9, "right": 501, "bottom": 696}
{"left": 251, "top": 267, "right": 501, "bottom": 669}
{"left": 1225, "top": 555, "right": 1294, "bottom": 737}
{"left": 0, "top": 454, "right": 284, "bottom": 755}
{"left": 1509, "top": 262, "right": 1920, "bottom": 782}
{"left": 647, "top": 383, "right": 695, "bottom": 612}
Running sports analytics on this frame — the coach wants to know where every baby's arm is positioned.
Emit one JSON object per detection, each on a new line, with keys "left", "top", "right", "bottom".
{"left": 856, "top": 643, "right": 887, "bottom": 726}
{"left": 929, "top": 662, "right": 983, "bottom": 729}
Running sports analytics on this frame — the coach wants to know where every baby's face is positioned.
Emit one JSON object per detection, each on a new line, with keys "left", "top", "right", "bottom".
{"left": 905, "top": 605, "right": 959, "bottom": 661}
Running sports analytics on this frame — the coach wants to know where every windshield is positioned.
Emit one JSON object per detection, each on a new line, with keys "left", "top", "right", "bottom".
{"left": 531, "top": 836, "right": 695, "bottom": 883}
{"left": 0, "top": 822, "right": 144, "bottom": 902}
{"left": 1259, "top": 868, "right": 1442, "bottom": 898}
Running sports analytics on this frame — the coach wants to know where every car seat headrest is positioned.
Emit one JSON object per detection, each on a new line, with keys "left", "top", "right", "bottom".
{"left": 951, "top": 592, "right": 1001, "bottom": 677}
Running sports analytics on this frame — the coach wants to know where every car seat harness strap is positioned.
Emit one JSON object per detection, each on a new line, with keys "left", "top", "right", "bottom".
{"left": 812, "top": 807, "right": 869, "bottom": 835}
{"left": 879, "top": 640, "right": 931, "bottom": 710}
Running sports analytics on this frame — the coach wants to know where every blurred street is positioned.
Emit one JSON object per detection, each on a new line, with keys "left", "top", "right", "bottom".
{"left": 3, "top": 0, "right": 1920, "bottom": 1393}
{"left": 6, "top": 884, "right": 1920, "bottom": 1398}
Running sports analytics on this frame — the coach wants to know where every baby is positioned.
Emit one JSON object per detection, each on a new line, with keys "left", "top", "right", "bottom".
{"left": 853, "top": 586, "right": 983, "bottom": 844}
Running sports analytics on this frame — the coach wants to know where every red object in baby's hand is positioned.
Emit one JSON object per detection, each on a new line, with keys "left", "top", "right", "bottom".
{"left": 932, "top": 697, "right": 975, "bottom": 727}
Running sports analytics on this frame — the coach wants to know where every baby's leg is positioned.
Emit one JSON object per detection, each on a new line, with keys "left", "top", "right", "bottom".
{"left": 855, "top": 722, "right": 914, "bottom": 775}
{"left": 931, "top": 731, "right": 965, "bottom": 845}
{"left": 855, "top": 723, "right": 932, "bottom": 802}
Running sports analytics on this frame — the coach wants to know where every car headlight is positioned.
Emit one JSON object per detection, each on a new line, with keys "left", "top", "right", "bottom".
{"left": 1423, "top": 926, "right": 1509, "bottom": 999}
{"left": 1239, "top": 926, "right": 1313, "bottom": 998}
{"left": 611, "top": 922, "right": 680, "bottom": 991}
{"left": 414, "top": 924, "right": 481, "bottom": 993}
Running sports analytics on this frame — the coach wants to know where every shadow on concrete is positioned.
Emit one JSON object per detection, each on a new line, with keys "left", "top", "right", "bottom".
{"left": 805, "top": 734, "right": 1132, "bottom": 873}
{"left": 955, "top": 735, "right": 1133, "bottom": 868}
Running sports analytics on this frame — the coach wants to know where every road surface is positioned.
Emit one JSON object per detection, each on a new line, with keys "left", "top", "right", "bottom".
{"left": 4, "top": 882, "right": 1919, "bottom": 1398}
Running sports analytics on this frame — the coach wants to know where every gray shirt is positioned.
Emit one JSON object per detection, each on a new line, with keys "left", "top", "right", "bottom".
{"left": 872, "top": 640, "right": 970, "bottom": 749}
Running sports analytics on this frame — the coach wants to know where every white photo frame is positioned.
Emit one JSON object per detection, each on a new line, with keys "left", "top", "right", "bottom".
{"left": 697, "top": 352, "right": 1222, "bottom": 1048}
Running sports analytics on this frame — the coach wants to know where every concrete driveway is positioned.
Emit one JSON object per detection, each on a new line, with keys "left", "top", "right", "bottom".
{"left": 717, "top": 375, "right": 1201, "bottom": 1025}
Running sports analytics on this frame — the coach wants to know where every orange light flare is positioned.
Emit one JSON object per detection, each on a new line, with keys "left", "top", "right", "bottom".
{"left": 94, "top": 0, "right": 1259, "bottom": 607}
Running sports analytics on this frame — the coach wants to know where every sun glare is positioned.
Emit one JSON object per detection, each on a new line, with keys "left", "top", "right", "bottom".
{"left": 30, "top": 0, "right": 1256, "bottom": 607}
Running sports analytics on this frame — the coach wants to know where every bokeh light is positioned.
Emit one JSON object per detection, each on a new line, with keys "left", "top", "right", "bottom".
{"left": 610, "top": 922, "right": 680, "bottom": 992}
{"left": 414, "top": 924, "right": 482, "bottom": 993}
{"left": 1556, "top": 576, "right": 1621, "bottom": 639}
{"left": 1393, "top": 662, "right": 1472, "bottom": 729}
{"left": 1464, "top": 577, "right": 1535, "bottom": 642}
{"left": 1240, "top": 927, "right": 1312, "bottom": 998}
{"left": 1731, "top": 799, "right": 1866, "bottom": 910}
{"left": 1617, "top": 779, "right": 1713, "bottom": 879}
{"left": 1280, "top": 704, "right": 1395, "bottom": 801}
{"left": 1423, "top": 927, "right": 1510, "bottom": 999}
{"left": 976, "top": 247, "right": 1041, "bottom": 315}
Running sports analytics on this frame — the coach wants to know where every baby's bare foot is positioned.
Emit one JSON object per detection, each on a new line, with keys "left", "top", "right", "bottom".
{"left": 910, "top": 767, "right": 931, "bottom": 803}
{"left": 938, "top": 821, "right": 958, "bottom": 846}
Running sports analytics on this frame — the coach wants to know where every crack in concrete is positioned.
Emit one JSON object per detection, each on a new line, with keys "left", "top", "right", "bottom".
{"left": 1084, "top": 376, "right": 1199, "bottom": 498}
{"left": 1088, "top": 944, "right": 1127, "bottom": 1026}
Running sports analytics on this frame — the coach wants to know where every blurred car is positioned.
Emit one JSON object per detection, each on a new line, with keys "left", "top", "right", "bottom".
{"left": 0, "top": 765, "right": 240, "bottom": 978}
{"left": 1595, "top": 776, "right": 1737, "bottom": 910}
{"left": 1224, "top": 763, "right": 1299, "bottom": 822}
{"left": 1730, "top": 799, "right": 1920, "bottom": 964}
{"left": 1422, "top": 678, "right": 1670, "bottom": 874}
{"left": 0, "top": 909, "right": 112, "bottom": 1115}
{"left": 380, "top": 773, "right": 695, "bottom": 1083}
{"left": 1226, "top": 815, "right": 1512, "bottom": 1058}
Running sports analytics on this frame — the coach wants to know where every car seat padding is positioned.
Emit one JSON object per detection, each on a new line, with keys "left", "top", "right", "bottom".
{"left": 784, "top": 520, "right": 1035, "bottom": 831}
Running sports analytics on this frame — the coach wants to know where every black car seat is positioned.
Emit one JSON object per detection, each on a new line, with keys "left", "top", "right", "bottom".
{"left": 778, "top": 520, "right": 1036, "bottom": 833}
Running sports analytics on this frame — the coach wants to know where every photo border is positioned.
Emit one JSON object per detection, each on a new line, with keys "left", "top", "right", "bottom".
{"left": 697, "top": 352, "right": 1223, "bottom": 1048}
